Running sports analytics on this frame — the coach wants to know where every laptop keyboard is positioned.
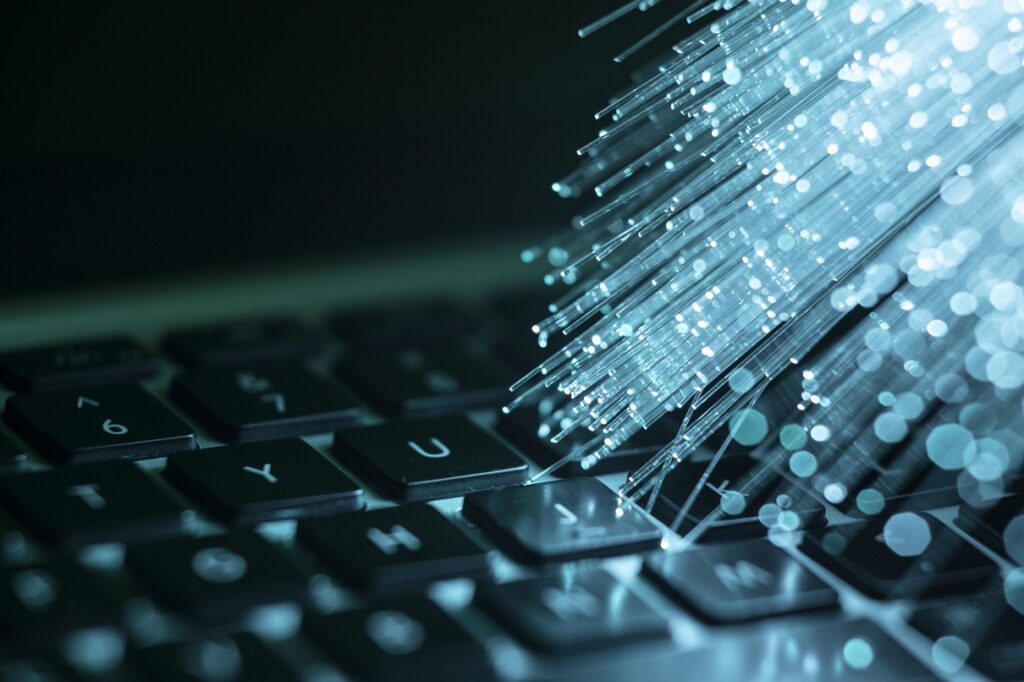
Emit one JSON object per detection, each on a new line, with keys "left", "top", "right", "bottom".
{"left": 0, "top": 294, "right": 1015, "bottom": 680}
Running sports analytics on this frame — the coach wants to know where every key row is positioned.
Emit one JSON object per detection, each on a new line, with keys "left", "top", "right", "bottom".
{"left": 4, "top": 535, "right": 982, "bottom": 680}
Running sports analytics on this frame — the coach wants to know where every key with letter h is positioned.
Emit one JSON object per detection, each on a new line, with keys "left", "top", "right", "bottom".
{"left": 299, "top": 505, "right": 488, "bottom": 593}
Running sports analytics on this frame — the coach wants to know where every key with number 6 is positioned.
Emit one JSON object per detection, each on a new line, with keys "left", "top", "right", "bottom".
{"left": 4, "top": 385, "right": 197, "bottom": 464}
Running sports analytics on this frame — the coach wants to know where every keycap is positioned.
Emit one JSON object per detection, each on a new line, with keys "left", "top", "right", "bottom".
{"left": 462, "top": 478, "right": 661, "bottom": 564}
{"left": 0, "top": 336, "right": 158, "bottom": 393}
{"left": 533, "top": 619, "right": 933, "bottom": 682}
{"left": 165, "top": 439, "right": 363, "bottom": 525}
{"left": 644, "top": 539, "right": 837, "bottom": 623}
{"left": 0, "top": 427, "right": 28, "bottom": 474}
{"left": 845, "top": 454, "right": 963, "bottom": 517}
{"left": 334, "top": 417, "right": 528, "bottom": 501}
{"left": 336, "top": 345, "right": 511, "bottom": 416}
{"left": 4, "top": 385, "right": 197, "bottom": 464}
{"left": 0, "top": 558, "right": 121, "bottom": 651}
{"left": 171, "top": 362, "right": 363, "bottom": 442}
{"left": 801, "top": 513, "right": 997, "bottom": 600}
{"left": 0, "top": 462, "right": 189, "bottom": 547}
{"left": 648, "top": 454, "right": 825, "bottom": 542}
{"left": 955, "top": 489, "right": 1023, "bottom": 558}
{"left": 164, "top": 317, "right": 321, "bottom": 367}
{"left": 475, "top": 570, "right": 667, "bottom": 653}
{"left": 126, "top": 532, "right": 308, "bottom": 622}
{"left": 128, "top": 633, "right": 296, "bottom": 682}
{"left": 299, "top": 504, "right": 488, "bottom": 593}
{"left": 499, "top": 406, "right": 685, "bottom": 477}
{"left": 303, "top": 596, "right": 492, "bottom": 682}
{"left": 912, "top": 593, "right": 1024, "bottom": 681}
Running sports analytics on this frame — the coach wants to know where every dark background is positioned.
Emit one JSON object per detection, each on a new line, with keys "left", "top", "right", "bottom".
{"left": 2, "top": 2, "right": 631, "bottom": 296}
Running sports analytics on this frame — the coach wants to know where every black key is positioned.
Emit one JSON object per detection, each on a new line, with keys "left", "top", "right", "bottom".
{"left": 303, "top": 597, "right": 492, "bottom": 682}
{"left": 0, "top": 336, "right": 158, "bottom": 393}
{"left": 463, "top": 478, "right": 661, "bottom": 564}
{"left": 955, "top": 489, "right": 1023, "bottom": 558}
{"left": 801, "top": 513, "right": 997, "bottom": 600}
{"left": 648, "top": 454, "right": 824, "bottom": 542}
{"left": 329, "top": 302, "right": 483, "bottom": 349}
{"left": 299, "top": 504, "right": 488, "bottom": 593}
{"left": 533, "top": 619, "right": 935, "bottom": 682}
{"left": 0, "top": 462, "right": 188, "bottom": 547}
{"left": 165, "top": 439, "right": 362, "bottom": 525}
{"left": 0, "top": 428, "right": 28, "bottom": 474}
{"left": 643, "top": 539, "right": 836, "bottom": 623}
{"left": 4, "top": 385, "right": 197, "bottom": 464}
{"left": 334, "top": 417, "right": 527, "bottom": 501}
{"left": 126, "top": 531, "right": 308, "bottom": 622}
{"left": 846, "top": 462, "right": 963, "bottom": 517}
{"left": 336, "top": 345, "right": 511, "bottom": 416}
{"left": 0, "top": 559, "right": 121, "bottom": 651}
{"left": 164, "top": 317, "right": 321, "bottom": 367}
{"left": 498, "top": 405, "right": 681, "bottom": 476}
{"left": 912, "top": 593, "right": 1024, "bottom": 681}
{"left": 129, "top": 634, "right": 296, "bottom": 682}
{"left": 475, "top": 570, "right": 667, "bottom": 653}
{"left": 171, "top": 362, "right": 363, "bottom": 442}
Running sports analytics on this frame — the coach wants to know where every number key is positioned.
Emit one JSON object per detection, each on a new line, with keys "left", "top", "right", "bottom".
{"left": 3, "top": 385, "right": 196, "bottom": 464}
{"left": 171, "top": 362, "right": 363, "bottom": 442}
{"left": 0, "top": 462, "right": 189, "bottom": 547}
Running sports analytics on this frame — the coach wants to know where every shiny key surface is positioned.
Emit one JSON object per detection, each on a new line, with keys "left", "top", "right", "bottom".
{"left": 0, "top": 428, "right": 28, "bottom": 474}
{"left": 165, "top": 438, "right": 363, "bottom": 524}
{"left": 298, "top": 504, "right": 488, "bottom": 593}
{"left": 4, "top": 385, "right": 197, "bottom": 464}
{"left": 463, "top": 478, "right": 662, "bottom": 564}
{"left": 334, "top": 417, "right": 528, "bottom": 501}
{"left": 475, "top": 569, "right": 668, "bottom": 653}
{"left": 644, "top": 539, "right": 837, "bottom": 623}
{"left": 171, "top": 362, "right": 363, "bottom": 442}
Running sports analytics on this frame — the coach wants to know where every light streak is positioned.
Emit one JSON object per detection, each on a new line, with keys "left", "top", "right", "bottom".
{"left": 511, "top": 0, "right": 1024, "bottom": 587}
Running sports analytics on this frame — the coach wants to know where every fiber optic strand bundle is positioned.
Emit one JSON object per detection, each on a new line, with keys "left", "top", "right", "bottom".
{"left": 509, "top": 0, "right": 1024, "bottom": 615}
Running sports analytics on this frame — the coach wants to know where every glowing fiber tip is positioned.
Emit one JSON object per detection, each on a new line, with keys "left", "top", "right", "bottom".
{"left": 512, "top": 0, "right": 1023, "bottom": 555}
